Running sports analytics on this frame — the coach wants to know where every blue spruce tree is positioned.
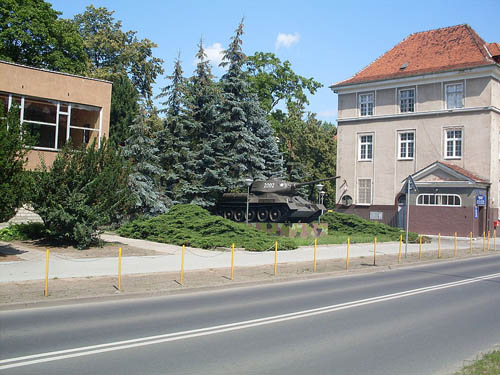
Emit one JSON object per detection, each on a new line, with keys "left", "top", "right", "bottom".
{"left": 218, "top": 19, "right": 282, "bottom": 190}
{"left": 181, "top": 39, "right": 227, "bottom": 207}
{"left": 123, "top": 106, "right": 169, "bottom": 216}
{"left": 157, "top": 56, "right": 192, "bottom": 204}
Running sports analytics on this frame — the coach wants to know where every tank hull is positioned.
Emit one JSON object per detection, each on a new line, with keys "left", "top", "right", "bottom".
{"left": 215, "top": 193, "right": 326, "bottom": 223}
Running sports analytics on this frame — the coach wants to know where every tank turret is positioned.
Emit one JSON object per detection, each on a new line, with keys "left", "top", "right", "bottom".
{"left": 215, "top": 176, "right": 339, "bottom": 223}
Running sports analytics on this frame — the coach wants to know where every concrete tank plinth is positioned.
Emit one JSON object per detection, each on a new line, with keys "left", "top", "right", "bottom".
{"left": 249, "top": 222, "right": 328, "bottom": 238}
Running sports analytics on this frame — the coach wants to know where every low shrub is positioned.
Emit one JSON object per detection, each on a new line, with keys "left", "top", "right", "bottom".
{"left": 0, "top": 223, "right": 46, "bottom": 241}
{"left": 117, "top": 204, "right": 297, "bottom": 251}
{"left": 30, "top": 140, "right": 133, "bottom": 249}
{"left": 321, "top": 211, "right": 419, "bottom": 242}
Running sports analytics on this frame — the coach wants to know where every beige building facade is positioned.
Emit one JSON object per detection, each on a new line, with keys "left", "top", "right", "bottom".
{"left": 0, "top": 60, "right": 112, "bottom": 168}
{"left": 332, "top": 25, "right": 500, "bottom": 236}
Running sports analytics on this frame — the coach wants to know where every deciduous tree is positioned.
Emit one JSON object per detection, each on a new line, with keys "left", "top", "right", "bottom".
{"left": 73, "top": 5, "right": 164, "bottom": 105}
{"left": 0, "top": 0, "right": 88, "bottom": 74}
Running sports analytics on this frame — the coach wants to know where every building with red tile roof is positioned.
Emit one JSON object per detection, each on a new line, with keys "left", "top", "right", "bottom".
{"left": 335, "top": 24, "right": 497, "bottom": 87}
{"left": 332, "top": 25, "right": 500, "bottom": 237}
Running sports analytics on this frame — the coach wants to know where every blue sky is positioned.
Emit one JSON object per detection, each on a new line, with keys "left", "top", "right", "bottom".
{"left": 50, "top": 0, "right": 500, "bottom": 123}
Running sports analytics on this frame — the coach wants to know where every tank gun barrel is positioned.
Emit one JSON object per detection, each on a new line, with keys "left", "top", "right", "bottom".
{"left": 294, "top": 176, "right": 340, "bottom": 189}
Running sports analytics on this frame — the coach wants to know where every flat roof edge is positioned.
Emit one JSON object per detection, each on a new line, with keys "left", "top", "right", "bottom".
{"left": 0, "top": 60, "right": 112, "bottom": 85}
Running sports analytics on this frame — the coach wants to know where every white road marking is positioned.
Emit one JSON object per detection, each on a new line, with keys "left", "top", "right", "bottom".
{"left": 1, "top": 272, "right": 499, "bottom": 370}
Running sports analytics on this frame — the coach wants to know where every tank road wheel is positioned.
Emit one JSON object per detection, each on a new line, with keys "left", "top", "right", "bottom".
{"left": 224, "top": 210, "right": 233, "bottom": 220}
{"left": 247, "top": 209, "right": 256, "bottom": 222}
{"left": 233, "top": 208, "right": 245, "bottom": 222}
{"left": 257, "top": 208, "right": 269, "bottom": 222}
{"left": 269, "top": 207, "right": 282, "bottom": 222}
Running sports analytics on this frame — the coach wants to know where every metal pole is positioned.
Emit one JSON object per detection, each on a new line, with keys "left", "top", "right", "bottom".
{"left": 245, "top": 185, "right": 250, "bottom": 224}
{"left": 405, "top": 178, "right": 410, "bottom": 258}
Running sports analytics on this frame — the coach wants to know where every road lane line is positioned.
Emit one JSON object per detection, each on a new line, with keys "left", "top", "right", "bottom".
{"left": 2, "top": 272, "right": 499, "bottom": 370}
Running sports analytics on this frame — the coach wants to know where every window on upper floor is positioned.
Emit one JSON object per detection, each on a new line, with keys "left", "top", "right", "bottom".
{"left": 358, "top": 134, "right": 373, "bottom": 161}
{"left": 399, "top": 88, "right": 415, "bottom": 113}
{"left": 357, "top": 178, "right": 372, "bottom": 205}
{"left": 398, "top": 131, "right": 415, "bottom": 160}
{"left": 444, "top": 128, "right": 462, "bottom": 159}
{"left": 445, "top": 83, "right": 463, "bottom": 109}
{"left": 359, "top": 93, "right": 374, "bottom": 116}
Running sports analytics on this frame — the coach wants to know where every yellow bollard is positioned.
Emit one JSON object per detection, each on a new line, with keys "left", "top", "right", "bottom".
{"left": 438, "top": 233, "right": 441, "bottom": 259}
{"left": 231, "top": 243, "right": 235, "bottom": 280}
{"left": 419, "top": 235, "right": 422, "bottom": 260}
{"left": 313, "top": 238, "right": 317, "bottom": 272}
{"left": 495, "top": 229, "right": 497, "bottom": 252}
{"left": 487, "top": 231, "right": 491, "bottom": 251}
{"left": 346, "top": 237, "right": 350, "bottom": 270}
{"left": 274, "top": 241, "right": 278, "bottom": 276}
{"left": 373, "top": 237, "right": 377, "bottom": 266}
{"left": 398, "top": 234, "right": 402, "bottom": 263}
{"left": 180, "top": 244, "right": 185, "bottom": 285}
{"left": 470, "top": 232, "right": 473, "bottom": 255}
{"left": 483, "top": 231, "right": 485, "bottom": 252}
{"left": 118, "top": 247, "right": 122, "bottom": 291}
{"left": 44, "top": 249, "right": 50, "bottom": 297}
{"left": 454, "top": 232, "right": 457, "bottom": 257}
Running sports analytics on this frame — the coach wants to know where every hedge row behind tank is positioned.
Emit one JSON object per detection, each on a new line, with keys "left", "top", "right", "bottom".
{"left": 321, "top": 211, "right": 418, "bottom": 241}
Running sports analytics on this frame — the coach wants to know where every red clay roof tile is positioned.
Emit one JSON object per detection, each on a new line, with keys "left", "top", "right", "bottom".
{"left": 487, "top": 42, "right": 500, "bottom": 56}
{"left": 333, "top": 25, "right": 498, "bottom": 87}
{"left": 440, "top": 162, "right": 487, "bottom": 183}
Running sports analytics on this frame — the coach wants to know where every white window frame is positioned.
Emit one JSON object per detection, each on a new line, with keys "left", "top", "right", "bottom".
{"left": 357, "top": 178, "right": 372, "bottom": 205}
{"left": 444, "top": 128, "right": 463, "bottom": 159}
{"left": 399, "top": 88, "right": 415, "bottom": 113}
{"left": 1, "top": 91, "right": 102, "bottom": 151}
{"left": 416, "top": 194, "right": 461, "bottom": 207}
{"left": 359, "top": 92, "right": 374, "bottom": 117}
{"left": 358, "top": 133, "right": 373, "bottom": 161}
{"left": 398, "top": 131, "right": 415, "bottom": 160}
{"left": 445, "top": 83, "right": 464, "bottom": 109}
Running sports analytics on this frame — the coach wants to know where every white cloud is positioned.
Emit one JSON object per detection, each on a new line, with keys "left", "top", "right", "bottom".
{"left": 200, "top": 42, "right": 225, "bottom": 67}
{"left": 275, "top": 32, "right": 300, "bottom": 49}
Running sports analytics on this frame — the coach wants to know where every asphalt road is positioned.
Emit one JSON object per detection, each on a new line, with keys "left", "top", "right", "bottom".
{"left": 1, "top": 255, "right": 499, "bottom": 374}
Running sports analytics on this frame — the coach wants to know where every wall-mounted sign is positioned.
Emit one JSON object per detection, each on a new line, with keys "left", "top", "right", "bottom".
{"left": 474, "top": 206, "right": 478, "bottom": 219}
{"left": 476, "top": 195, "right": 486, "bottom": 206}
{"left": 370, "top": 211, "right": 383, "bottom": 220}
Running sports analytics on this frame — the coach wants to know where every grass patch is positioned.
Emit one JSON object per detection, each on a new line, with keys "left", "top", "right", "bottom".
{"left": 0, "top": 223, "right": 46, "bottom": 241}
{"left": 117, "top": 204, "right": 297, "bottom": 251}
{"left": 293, "top": 232, "right": 407, "bottom": 246}
{"left": 455, "top": 350, "right": 500, "bottom": 375}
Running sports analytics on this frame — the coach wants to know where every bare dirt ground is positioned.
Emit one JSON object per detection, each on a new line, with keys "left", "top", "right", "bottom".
{"left": 1, "top": 245, "right": 496, "bottom": 308}
{"left": 0, "top": 239, "right": 162, "bottom": 260}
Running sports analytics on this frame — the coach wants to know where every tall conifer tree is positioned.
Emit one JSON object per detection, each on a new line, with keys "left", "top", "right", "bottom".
{"left": 218, "top": 19, "right": 281, "bottom": 189}
{"left": 182, "top": 40, "right": 226, "bottom": 207}
{"left": 156, "top": 55, "right": 191, "bottom": 203}
{"left": 123, "top": 106, "right": 168, "bottom": 216}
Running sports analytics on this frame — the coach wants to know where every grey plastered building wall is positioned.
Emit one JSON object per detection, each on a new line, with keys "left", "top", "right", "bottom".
{"left": 331, "top": 25, "right": 500, "bottom": 237}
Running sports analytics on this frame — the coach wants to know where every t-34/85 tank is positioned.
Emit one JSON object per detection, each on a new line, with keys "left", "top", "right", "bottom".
{"left": 215, "top": 176, "right": 339, "bottom": 223}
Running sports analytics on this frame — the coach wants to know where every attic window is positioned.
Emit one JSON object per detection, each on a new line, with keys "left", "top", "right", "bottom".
{"left": 400, "top": 62, "right": 409, "bottom": 70}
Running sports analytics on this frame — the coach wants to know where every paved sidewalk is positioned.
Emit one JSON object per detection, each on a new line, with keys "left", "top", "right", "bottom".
{"left": 0, "top": 234, "right": 483, "bottom": 283}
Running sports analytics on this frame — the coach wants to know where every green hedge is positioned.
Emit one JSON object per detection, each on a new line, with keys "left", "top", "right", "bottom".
{"left": 117, "top": 204, "right": 297, "bottom": 251}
